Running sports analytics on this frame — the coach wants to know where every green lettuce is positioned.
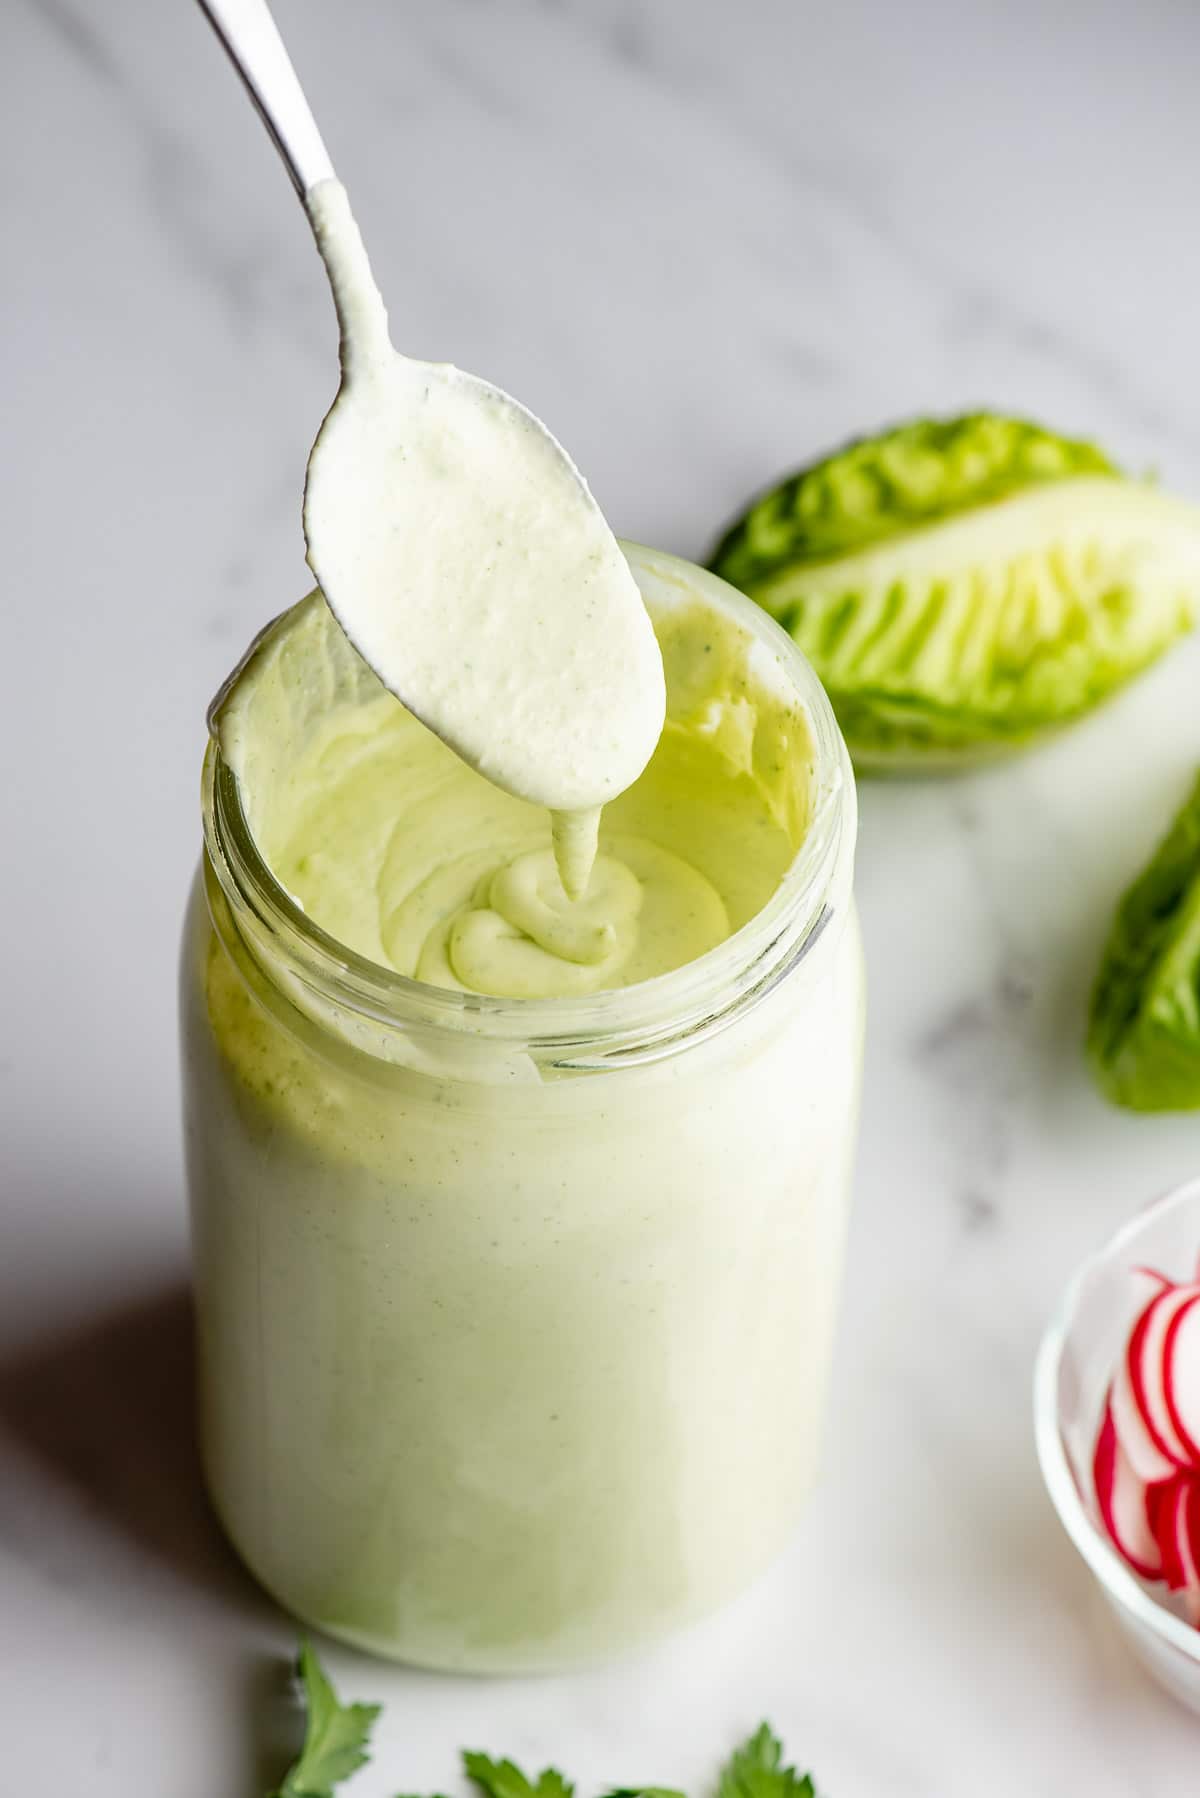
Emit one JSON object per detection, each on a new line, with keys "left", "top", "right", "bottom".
{"left": 1088, "top": 771, "right": 1200, "bottom": 1112}
{"left": 708, "top": 414, "right": 1200, "bottom": 768}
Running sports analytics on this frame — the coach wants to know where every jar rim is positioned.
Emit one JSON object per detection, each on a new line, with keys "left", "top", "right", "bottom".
{"left": 202, "top": 542, "right": 854, "bottom": 1064}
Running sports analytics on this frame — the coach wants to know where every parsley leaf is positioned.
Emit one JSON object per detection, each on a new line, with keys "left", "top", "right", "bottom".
{"left": 716, "top": 1725, "right": 816, "bottom": 1798}
{"left": 463, "top": 1751, "right": 576, "bottom": 1798}
{"left": 269, "top": 1640, "right": 382, "bottom": 1798}
{"left": 260, "top": 1639, "right": 823, "bottom": 1798}
{"left": 600, "top": 1787, "right": 687, "bottom": 1798}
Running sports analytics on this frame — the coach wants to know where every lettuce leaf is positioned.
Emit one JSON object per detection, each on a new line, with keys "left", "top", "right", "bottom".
{"left": 709, "top": 414, "right": 1200, "bottom": 768}
{"left": 1088, "top": 770, "right": 1200, "bottom": 1111}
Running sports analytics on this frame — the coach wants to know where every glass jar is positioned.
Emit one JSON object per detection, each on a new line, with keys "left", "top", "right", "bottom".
{"left": 181, "top": 543, "right": 865, "bottom": 1672}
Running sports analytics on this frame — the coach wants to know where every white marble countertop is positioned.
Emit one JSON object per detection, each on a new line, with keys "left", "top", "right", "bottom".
{"left": 4, "top": 0, "right": 1200, "bottom": 1790}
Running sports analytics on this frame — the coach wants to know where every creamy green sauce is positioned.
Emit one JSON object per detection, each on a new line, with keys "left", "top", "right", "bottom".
{"left": 303, "top": 181, "right": 666, "bottom": 902}
{"left": 217, "top": 573, "right": 812, "bottom": 1000}
{"left": 193, "top": 551, "right": 859, "bottom": 1673}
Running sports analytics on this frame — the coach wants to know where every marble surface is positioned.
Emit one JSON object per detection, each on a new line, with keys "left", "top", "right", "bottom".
{"left": 4, "top": 0, "right": 1200, "bottom": 1789}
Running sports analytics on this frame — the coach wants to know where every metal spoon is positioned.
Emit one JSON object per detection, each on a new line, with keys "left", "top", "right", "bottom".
{"left": 194, "top": 0, "right": 664, "bottom": 887}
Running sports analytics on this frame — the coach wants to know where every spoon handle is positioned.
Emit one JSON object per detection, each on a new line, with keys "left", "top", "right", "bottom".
{"left": 197, "top": 0, "right": 334, "bottom": 198}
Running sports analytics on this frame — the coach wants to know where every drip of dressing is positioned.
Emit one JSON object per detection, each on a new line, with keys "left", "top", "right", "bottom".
{"left": 302, "top": 180, "right": 665, "bottom": 899}
{"left": 216, "top": 580, "right": 813, "bottom": 1005}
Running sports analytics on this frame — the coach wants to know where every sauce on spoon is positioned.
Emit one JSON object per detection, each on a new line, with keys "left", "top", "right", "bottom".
{"left": 302, "top": 180, "right": 665, "bottom": 900}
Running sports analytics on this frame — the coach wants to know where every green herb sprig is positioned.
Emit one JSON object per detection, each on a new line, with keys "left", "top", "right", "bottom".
{"left": 269, "top": 1642, "right": 381, "bottom": 1798}
{"left": 271, "top": 1643, "right": 822, "bottom": 1798}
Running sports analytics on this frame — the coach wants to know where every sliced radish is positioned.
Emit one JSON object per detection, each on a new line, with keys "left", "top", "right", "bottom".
{"left": 1112, "top": 1284, "right": 1180, "bottom": 1480}
{"left": 1149, "top": 1477, "right": 1184, "bottom": 1587}
{"left": 1164, "top": 1295, "right": 1200, "bottom": 1466}
{"left": 1178, "top": 1481, "right": 1200, "bottom": 1583}
{"left": 1112, "top": 1343, "right": 1178, "bottom": 1482}
{"left": 1157, "top": 1477, "right": 1200, "bottom": 1626}
{"left": 1093, "top": 1400, "right": 1165, "bottom": 1579}
{"left": 1090, "top": 1263, "right": 1200, "bottom": 1632}
{"left": 1182, "top": 1482, "right": 1200, "bottom": 1627}
{"left": 1129, "top": 1285, "right": 1200, "bottom": 1469}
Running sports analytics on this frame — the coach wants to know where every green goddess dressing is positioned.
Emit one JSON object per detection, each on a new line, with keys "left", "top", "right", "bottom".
{"left": 185, "top": 179, "right": 863, "bottom": 1672}
{"left": 301, "top": 179, "right": 666, "bottom": 915}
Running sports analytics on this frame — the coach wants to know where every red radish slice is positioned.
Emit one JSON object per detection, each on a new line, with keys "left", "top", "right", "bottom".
{"left": 1182, "top": 1481, "right": 1200, "bottom": 1573}
{"left": 1110, "top": 1269, "right": 1179, "bottom": 1479}
{"left": 1158, "top": 1481, "right": 1187, "bottom": 1596}
{"left": 1165, "top": 1480, "right": 1191, "bottom": 1591}
{"left": 1129, "top": 1286, "right": 1200, "bottom": 1469}
{"left": 1164, "top": 1295, "right": 1200, "bottom": 1466}
{"left": 1182, "top": 1482, "right": 1200, "bottom": 1627}
{"left": 1159, "top": 1477, "right": 1200, "bottom": 1625}
{"left": 1112, "top": 1347, "right": 1178, "bottom": 1482}
{"left": 1149, "top": 1477, "right": 1185, "bottom": 1588}
{"left": 1093, "top": 1401, "right": 1165, "bottom": 1579}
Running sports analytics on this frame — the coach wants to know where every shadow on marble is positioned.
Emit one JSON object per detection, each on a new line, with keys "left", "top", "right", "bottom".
{"left": 0, "top": 1282, "right": 273, "bottom": 1626}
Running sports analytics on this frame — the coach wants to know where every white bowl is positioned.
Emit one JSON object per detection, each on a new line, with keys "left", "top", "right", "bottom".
{"left": 1035, "top": 1174, "right": 1200, "bottom": 1712}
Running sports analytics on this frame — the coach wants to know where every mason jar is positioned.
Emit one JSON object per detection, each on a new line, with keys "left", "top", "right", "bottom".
{"left": 181, "top": 542, "right": 865, "bottom": 1672}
